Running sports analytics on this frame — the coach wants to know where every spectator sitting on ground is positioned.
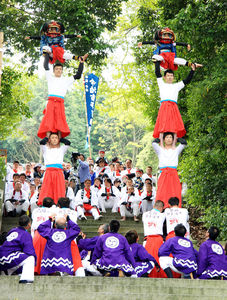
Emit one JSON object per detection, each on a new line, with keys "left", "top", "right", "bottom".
{"left": 5, "top": 181, "right": 29, "bottom": 217}
{"left": 119, "top": 186, "right": 140, "bottom": 222}
{"left": 0, "top": 215, "right": 36, "bottom": 284}
{"left": 91, "top": 219, "right": 137, "bottom": 277}
{"left": 98, "top": 178, "right": 121, "bottom": 213}
{"left": 197, "top": 226, "right": 227, "bottom": 280}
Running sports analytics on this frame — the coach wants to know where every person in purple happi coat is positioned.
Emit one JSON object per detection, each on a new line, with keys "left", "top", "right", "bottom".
{"left": 91, "top": 220, "right": 137, "bottom": 277}
{"left": 125, "top": 230, "right": 160, "bottom": 277}
{"left": 0, "top": 215, "right": 36, "bottom": 284}
{"left": 197, "top": 226, "right": 227, "bottom": 280}
{"left": 158, "top": 223, "right": 198, "bottom": 278}
{"left": 37, "top": 213, "right": 80, "bottom": 275}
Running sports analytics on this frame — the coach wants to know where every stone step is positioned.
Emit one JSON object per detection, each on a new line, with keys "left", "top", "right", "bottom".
{"left": 0, "top": 277, "right": 226, "bottom": 300}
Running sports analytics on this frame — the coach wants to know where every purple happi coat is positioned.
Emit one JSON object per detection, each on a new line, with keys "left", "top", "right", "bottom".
{"left": 91, "top": 232, "right": 136, "bottom": 275}
{"left": 197, "top": 239, "right": 227, "bottom": 279}
{"left": 130, "top": 243, "right": 157, "bottom": 277}
{"left": 0, "top": 227, "right": 36, "bottom": 271}
{"left": 37, "top": 219, "right": 80, "bottom": 275}
{"left": 158, "top": 236, "right": 197, "bottom": 274}
{"left": 78, "top": 236, "right": 99, "bottom": 260}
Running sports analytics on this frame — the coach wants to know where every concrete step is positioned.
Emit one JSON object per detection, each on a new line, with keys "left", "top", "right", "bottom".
{"left": 0, "top": 276, "right": 226, "bottom": 300}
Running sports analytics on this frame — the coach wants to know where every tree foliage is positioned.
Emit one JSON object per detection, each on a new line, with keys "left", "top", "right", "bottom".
{"left": 0, "top": 0, "right": 127, "bottom": 70}
{"left": 135, "top": 0, "right": 227, "bottom": 239}
{"left": 0, "top": 65, "right": 32, "bottom": 139}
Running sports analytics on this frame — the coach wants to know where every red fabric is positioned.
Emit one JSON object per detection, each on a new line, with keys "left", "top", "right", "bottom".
{"left": 160, "top": 52, "right": 178, "bottom": 71}
{"left": 166, "top": 231, "right": 175, "bottom": 241}
{"left": 106, "top": 187, "right": 110, "bottom": 200}
{"left": 116, "top": 170, "right": 121, "bottom": 176}
{"left": 50, "top": 45, "right": 65, "bottom": 64}
{"left": 83, "top": 203, "right": 94, "bottom": 212}
{"left": 155, "top": 168, "right": 182, "bottom": 209}
{"left": 13, "top": 169, "right": 18, "bottom": 173}
{"left": 145, "top": 235, "right": 167, "bottom": 278}
{"left": 38, "top": 167, "right": 65, "bottom": 205}
{"left": 153, "top": 101, "right": 186, "bottom": 138}
{"left": 37, "top": 96, "right": 70, "bottom": 139}
{"left": 71, "top": 241, "right": 83, "bottom": 272}
{"left": 127, "top": 169, "right": 131, "bottom": 174}
{"left": 85, "top": 188, "right": 90, "bottom": 199}
{"left": 33, "top": 231, "right": 47, "bottom": 274}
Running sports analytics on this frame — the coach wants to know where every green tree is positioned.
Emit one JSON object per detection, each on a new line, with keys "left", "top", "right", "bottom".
{"left": 0, "top": 0, "right": 127, "bottom": 70}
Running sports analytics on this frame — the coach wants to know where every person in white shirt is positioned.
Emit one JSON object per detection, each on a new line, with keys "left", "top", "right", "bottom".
{"left": 37, "top": 133, "right": 70, "bottom": 206}
{"left": 73, "top": 179, "right": 102, "bottom": 221}
{"left": 37, "top": 58, "right": 85, "bottom": 139}
{"left": 165, "top": 197, "right": 190, "bottom": 240}
{"left": 5, "top": 161, "right": 20, "bottom": 196}
{"left": 5, "top": 181, "right": 29, "bottom": 216}
{"left": 19, "top": 173, "right": 30, "bottom": 195}
{"left": 25, "top": 163, "right": 34, "bottom": 182}
{"left": 142, "top": 166, "right": 157, "bottom": 186}
{"left": 153, "top": 61, "right": 202, "bottom": 138}
{"left": 152, "top": 132, "right": 186, "bottom": 208}
{"left": 121, "top": 159, "right": 136, "bottom": 179}
{"left": 98, "top": 178, "right": 121, "bottom": 213}
{"left": 141, "top": 182, "right": 156, "bottom": 213}
{"left": 142, "top": 200, "right": 166, "bottom": 278}
{"left": 120, "top": 186, "right": 140, "bottom": 222}
{"left": 95, "top": 158, "right": 111, "bottom": 180}
{"left": 30, "top": 185, "right": 42, "bottom": 213}
{"left": 65, "top": 180, "right": 75, "bottom": 209}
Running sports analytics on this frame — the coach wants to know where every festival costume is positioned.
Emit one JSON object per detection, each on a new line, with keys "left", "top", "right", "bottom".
{"left": 153, "top": 62, "right": 194, "bottom": 138}
{"left": 31, "top": 206, "right": 57, "bottom": 274}
{"left": 37, "top": 219, "right": 80, "bottom": 275}
{"left": 38, "top": 138, "right": 70, "bottom": 205}
{"left": 130, "top": 243, "right": 157, "bottom": 277}
{"left": 141, "top": 28, "right": 189, "bottom": 70}
{"left": 158, "top": 236, "right": 198, "bottom": 276}
{"left": 152, "top": 140, "right": 186, "bottom": 208}
{"left": 98, "top": 185, "right": 120, "bottom": 213}
{"left": 165, "top": 207, "right": 190, "bottom": 240}
{"left": 142, "top": 208, "right": 166, "bottom": 278}
{"left": 74, "top": 188, "right": 100, "bottom": 220}
{"left": 0, "top": 227, "right": 36, "bottom": 282}
{"left": 37, "top": 63, "right": 83, "bottom": 138}
{"left": 5, "top": 189, "right": 29, "bottom": 215}
{"left": 197, "top": 239, "right": 227, "bottom": 279}
{"left": 140, "top": 189, "right": 156, "bottom": 213}
{"left": 28, "top": 21, "right": 81, "bottom": 64}
{"left": 78, "top": 236, "right": 102, "bottom": 276}
{"left": 91, "top": 232, "right": 137, "bottom": 277}
{"left": 119, "top": 193, "right": 140, "bottom": 218}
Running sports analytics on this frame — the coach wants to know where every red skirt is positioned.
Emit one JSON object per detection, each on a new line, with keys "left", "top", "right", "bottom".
{"left": 145, "top": 235, "right": 167, "bottom": 278}
{"left": 71, "top": 241, "right": 83, "bottom": 272}
{"left": 50, "top": 45, "right": 65, "bottom": 64}
{"left": 153, "top": 101, "right": 186, "bottom": 138}
{"left": 33, "top": 231, "right": 47, "bottom": 275}
{"left": 37, "top": 96, "right": 70, "bottom": 139}
{"left": 155, "top": 168, "right": 182, "bottom": 209}
{"left": 160, "top": 52, "right": 178, "bottom": 71}
{"left": 38, "top": 167, "right": 65, "bottom": 205}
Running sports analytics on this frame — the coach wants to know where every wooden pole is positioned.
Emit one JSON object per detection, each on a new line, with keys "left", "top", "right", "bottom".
{"left": 0, "top": 32, "right": 3, "bottom": 91}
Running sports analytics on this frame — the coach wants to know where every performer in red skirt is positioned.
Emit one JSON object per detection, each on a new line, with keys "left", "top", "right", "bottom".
{"left": 142, "top": 200, "right": 166, "bottom": 278}
{"left": 152, "top": 133, "right": 187, "bottom": 208}
{"left": 37, "top": 56, "right": 86, "bottom": 139}
{"left": 153, "top": 61, "right": 202, "bottom": 138}
{"left": 38, "top": 133, "right": 70, "bottom": 205}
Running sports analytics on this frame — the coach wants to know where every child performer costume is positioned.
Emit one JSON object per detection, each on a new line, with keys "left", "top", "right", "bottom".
{"left": 152, "top": 134, "right": 187, "bottom": 208}
{"left": 37, "top": 60, "right": 84, "bottom": 139}
{"left": 138, "top": 27, "right": 191, "bottom": 70}
{"left": 38, "top": 134, "right": 70, "bottom": 205}
{"left": 153, "top": 61, "right": 195, "bottom": 138}
{"left": 25, "top": 20, "right": 86, "bottom": 66}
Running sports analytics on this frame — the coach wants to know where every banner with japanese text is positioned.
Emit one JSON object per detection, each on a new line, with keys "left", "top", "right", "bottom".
{"left": 84, "top": 73, "right": 99, "bottom": 149}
